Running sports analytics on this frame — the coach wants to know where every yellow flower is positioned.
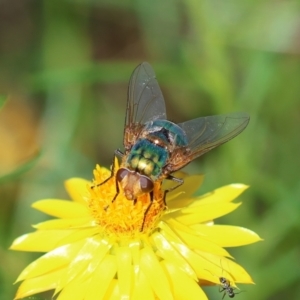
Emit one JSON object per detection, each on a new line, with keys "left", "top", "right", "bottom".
{"left": 11, "top": 159, "right": 261, "bottom": 300}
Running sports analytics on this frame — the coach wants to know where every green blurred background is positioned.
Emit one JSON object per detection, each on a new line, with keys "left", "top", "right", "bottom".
{"left": 0, "top": 0, "right": 300, "bottom": 299}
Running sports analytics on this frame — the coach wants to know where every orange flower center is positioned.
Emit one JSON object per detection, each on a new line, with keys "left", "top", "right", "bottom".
{"left": 87, "top": 165, "right": 166, "bottom": 238}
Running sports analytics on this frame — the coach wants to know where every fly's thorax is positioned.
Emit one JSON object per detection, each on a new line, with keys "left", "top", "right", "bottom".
{"left": 144, "top": 119, "right": 188, "bottom": 147}
{"left": 125, "top": 138, "right": 169, "bottom": 180}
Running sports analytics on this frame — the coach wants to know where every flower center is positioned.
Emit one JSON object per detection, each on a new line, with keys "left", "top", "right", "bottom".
{"left": 87, "top": 165, "right": 166, "bottom": 238}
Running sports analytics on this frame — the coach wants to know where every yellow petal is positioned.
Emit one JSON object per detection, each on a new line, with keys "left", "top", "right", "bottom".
{"left": 10, "top": 230, "right": 74, "bottom": 252}
{"left": 163, "top": 260, "right": 208, "bottom": 300}
{"left": 132, "top": 269, "right": 155, "bottom": 300}
{"left": 140, "top": 246, "right": 173, "bottom": 300}
{"left": 15, "top": 268, "right": 64, "bottom": 299}
{"left": 55, "top": 236, "right": 112, "bottom": 292}
{"left": 105, "top": 279, "right": 120, "bottom": 300}
{"left": 161, "top": 222, "right": 254, "bottom": 284}
{"left": 160, "top": 229, "right": 221, "bottom": 283}
{"left": 176, "top": 202, "right": 241, "bottom": 225}
{"left": 163, "top": 219, "right": 230, "bottom": 258}
{"left": 150, "top": 231, "right": 198, "bottom": 281}
{"left": 33, "top": 217, "right": 93, "bottom": 230}
{"left": 32, "top": 199, "right": 89, "bottom": 218}
{"left": 166, "top": 174, "right": 204, "bottom": 206}
{"left": 190, "top": 224, "right": 263, "bottom": 247}
{"left": 170, "top": 226, "right": 231, "bottom": 258}
{"left": 16, "top": 241, "right": 87, "bottom": 282}
{"left": 85, "top": 254, "right": 117, "bottom": 300}
{"left": 58, "top": 255, "right": 118, "bottom": 300}
{"left": 197, "top": 252, "right": 254, "bottom": 284}
{"left": 128, "top": 240, "right": 141, "bottom": 266}
{"left": 116, "top": 246, "right": 132, "bottom": 299}
{"left": 160, "top": 225, "right": 230, "bottom": 283}
{"left": 190, "top": 184, "right": 249, "bottom": 207}
{"left": 55, "top": 227, "right": 104, "bottom": 247}
{"left": 160, "top": 224, "right": 245, "bottom": 284}
{"left": 64, "top": 178, "right": 90, "bottom": 204}
{"left": 56, "top": 278, "right": 90, "bottom": 300}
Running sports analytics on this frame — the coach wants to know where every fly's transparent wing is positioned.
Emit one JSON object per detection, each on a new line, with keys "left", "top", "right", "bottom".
{"left": 126, "top": 62, "right": 167, "bottom": 126}
{"left": 124, "top": 62, "right": 167, "bottom": 149}
{"left": 170, "top": 112, "right": 250, "bottom": 169}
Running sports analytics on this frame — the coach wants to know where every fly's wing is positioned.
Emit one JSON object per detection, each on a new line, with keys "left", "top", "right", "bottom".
{"left": 123, "top": 62, "right": 167, "bottom": 150}
{"left": 168, "top": 112, "right": 250, "bottom": 170}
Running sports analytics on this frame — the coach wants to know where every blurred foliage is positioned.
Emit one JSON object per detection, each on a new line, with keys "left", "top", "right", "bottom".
{"left": 0, "top": 151, "right": 41, "bottom": 184}
{"left": 0, "top": 96, "right": 7, "bottom": 109}
{"left": 0, "top": 0, "right": 300, "bottom": 299}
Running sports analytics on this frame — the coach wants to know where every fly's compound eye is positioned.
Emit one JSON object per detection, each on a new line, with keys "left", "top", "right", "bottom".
{"left": 116, "top": 168, "right": 129, "bottom": 183}
{"left": 139, "top": 175, "right": 154, "bottom": 193}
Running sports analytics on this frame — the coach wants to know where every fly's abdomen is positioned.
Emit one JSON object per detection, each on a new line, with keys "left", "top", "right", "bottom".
{"left": 126, "top": 139, "right": 169, "bottom": 179}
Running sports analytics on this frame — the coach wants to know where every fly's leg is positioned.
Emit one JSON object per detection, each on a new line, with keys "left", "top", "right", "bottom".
{"left": 140, "top": 188, "right": 168, "bottom": 231}
{"left": 91, "top": 149, "right": 124, "bottom": 188}
{"left": 162, "top": 189, "right": 167, "bottom": 208}
{"left": 165, "top": 174, "right": 184, "bottom": 193}
{"left": 140, "top": 190, "right": 154, "bottom": 231}
{"left": 91, "top": 153, "right": 120, "bottom": 189}
{"left": 110, "top": 149, "right": 124, "bottom": 203}
{"left": 115, "top": 148, "right": 124, "bottom": 157}
{"left": 91, "top": 153, "right": 121, "bottom": 209}
{"left": 111, "top": 179, "right": 120, "bottom": 203}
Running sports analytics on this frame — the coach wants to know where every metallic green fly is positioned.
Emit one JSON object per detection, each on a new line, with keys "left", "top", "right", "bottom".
{"left": 100, "top": 62, "right": 249, "bottom": 205}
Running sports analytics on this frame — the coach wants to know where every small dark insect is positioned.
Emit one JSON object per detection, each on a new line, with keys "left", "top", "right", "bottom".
{"left": 219, "top": 276, "right": 241, "bottom": 299}
{"left": 206, "top": 260, "right": 244, "bottom": 299}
